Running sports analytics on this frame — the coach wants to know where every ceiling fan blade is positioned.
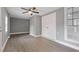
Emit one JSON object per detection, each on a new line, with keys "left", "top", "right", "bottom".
{"left": 32, "top": 11, "right": 39, "bottom": 13}
{"left": 22, "top": 12, "right": 28, "bottom": 14}
{"left": 21, "top": 7, "right": 28, "bottom": 10}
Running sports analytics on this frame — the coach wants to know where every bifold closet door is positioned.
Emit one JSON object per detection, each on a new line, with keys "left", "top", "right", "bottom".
{"left": 42, "top": 12, "right": 56, "bottom": 40}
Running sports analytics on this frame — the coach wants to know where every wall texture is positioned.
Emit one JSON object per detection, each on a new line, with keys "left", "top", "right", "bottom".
{"left": 0, "top": 8, "right": 2, "bottom": 28}
{"left": 0, "top": 7, "right": 10, "bottom": 51}
{"left": 10, "top": 18, "right": 30, "bottom": 33}
{"left": 0, "top": 7, "right": 2, "bottom": 50}
{"left": 30, "top": 15, "right": 41, "bottom": 36}
{"left": 1, "top": 7, "right": 10, "bottom": 46}
{"left": 56, "top": 8, "right": 64, "bottom": 40}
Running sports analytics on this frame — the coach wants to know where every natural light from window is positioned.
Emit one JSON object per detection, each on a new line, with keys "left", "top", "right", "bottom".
{"left": 5, "top": 16, "right": 8, "bottom": 32}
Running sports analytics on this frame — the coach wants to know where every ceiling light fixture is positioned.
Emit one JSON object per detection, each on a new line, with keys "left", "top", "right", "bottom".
{"left": 21, "top": 7, "right": 39, "bottom": 16}
{"left": 28, "top": 11, "right": 32, "bottom": 14}
{"left": 28, "top": 11, "right": 33, "bottom": 15}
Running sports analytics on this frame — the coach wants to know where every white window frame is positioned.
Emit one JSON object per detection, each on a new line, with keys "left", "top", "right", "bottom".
{"left": 5, "top": 16, "right": 8, "bottom": 32}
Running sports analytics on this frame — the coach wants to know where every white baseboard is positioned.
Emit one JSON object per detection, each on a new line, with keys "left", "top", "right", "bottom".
{"left": 10, "top": 32, "right": 29, "bottom": 35}
{"left": 52, "top": 39, "right": 79, "bottom": 50}
{"left": 0, "top": 38, "right": 8, "bottom": 52}
{"left": 66, "top": 38, "right": 79, "bottom": 44}
{"left": 42, "top": 35, "right": 79, "bottom": 50}
{"left": 30, "top": 34, "right": 41, "bottom": 37}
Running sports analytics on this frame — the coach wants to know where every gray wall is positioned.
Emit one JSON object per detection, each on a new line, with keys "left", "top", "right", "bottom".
{"left": 1, "top": 7, "right": 10, "bottom": 46}
{"left": 30, "top": 15, "right": 41, "bottom": 36}
{"left": 0, "top": 7, "right": 2, "bottom": 50}
{"left": 10, "top": 18, "right": 30, "bottom": 33}
{"left": 56, "top": 8, "right": 64, "bottom": 40}
{"left": 0, "top": 7, "right": 10, "bottom": 50}
{"left": 0, "top": 8, "right": 2, "bottom": 28}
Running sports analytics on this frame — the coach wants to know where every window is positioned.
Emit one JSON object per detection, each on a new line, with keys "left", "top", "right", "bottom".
{"left": 67, "top": 7, "right": 79, "bottom": 32}
{"left": 5, "top": 16, "right": 8, "bottom": 32}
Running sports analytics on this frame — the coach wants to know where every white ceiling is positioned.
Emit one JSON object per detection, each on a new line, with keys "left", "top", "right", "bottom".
{"left": 6, "top": 7, "right": 60, "bottom": 19}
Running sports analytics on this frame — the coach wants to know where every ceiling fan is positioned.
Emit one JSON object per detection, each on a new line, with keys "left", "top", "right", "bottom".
{"left": 21, "top": 7, "right": 39, "bottom": 15}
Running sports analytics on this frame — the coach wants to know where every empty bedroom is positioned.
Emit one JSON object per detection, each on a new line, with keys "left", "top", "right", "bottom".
{"left": 0, "top": 7, "right": 79, "bottom": 52}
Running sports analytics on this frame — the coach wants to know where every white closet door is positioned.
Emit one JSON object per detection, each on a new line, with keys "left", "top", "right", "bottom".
{"left": 42, "top": 12, "right": 56, "bottom": 40}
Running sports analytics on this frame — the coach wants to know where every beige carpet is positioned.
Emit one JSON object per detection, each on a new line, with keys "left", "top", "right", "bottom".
{"left": 4, "top": 34, "right": 79, "bottom": 52}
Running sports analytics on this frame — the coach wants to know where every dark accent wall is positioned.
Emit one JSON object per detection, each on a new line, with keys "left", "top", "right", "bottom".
{"left": 10, "top": 17, "right": 30, "bottom": 33}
